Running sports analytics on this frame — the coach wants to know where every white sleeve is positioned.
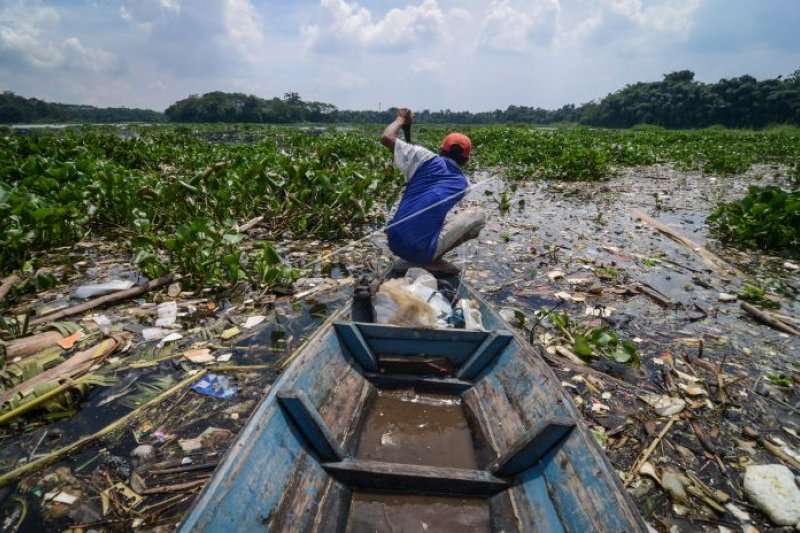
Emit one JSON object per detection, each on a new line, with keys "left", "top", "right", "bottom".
{"left": 393, "top": 139, "right": 436, "bottom": 182}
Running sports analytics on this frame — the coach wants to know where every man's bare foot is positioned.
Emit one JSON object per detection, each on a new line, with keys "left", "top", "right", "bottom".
{"left": 393, "top": 258, "right": 461, "bottom": 276}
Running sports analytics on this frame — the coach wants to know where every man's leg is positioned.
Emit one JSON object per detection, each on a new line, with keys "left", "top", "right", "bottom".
{"left": 432, "top": 208, "right": 486, "bottom": 262}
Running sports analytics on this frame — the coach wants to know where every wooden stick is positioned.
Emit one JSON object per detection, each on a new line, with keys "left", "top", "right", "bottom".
{"left": 138, "top": 477, "right": 210, "bottom": 495}
{"left": 0, "top": 274, "right": 21, "bottom": 302}
{"left": 740, "top": 302, "right": 799, "bottom": 335}
{"left": 761, "top": 439, "right": 800, "bottom": 470}
{"left": 293, "top": 277, "right": 353, "bottom": 301}
{"left": 686, "top": 485, "right": 726, "bottom": 514}
{"left": 635, "top": 283, "right": 672, "bottom": 308}
{"left": 632, "top": 210, "right": 747, "bottom": 279}
{"left": 624, "top": 416, "right": 677, "bottom": 486}
{"left": 146, "top": 462, "right": 218, "bottom": 476}
{"left": 554, "top": 345, "right": 586, "bottom": 366}
{"left": 28, "top": 274, "right": 174, "bottom": 327}
{"left": 211, "top": 364, "right": 273, "bottom": 372}
{"left": 236, "top": 216, "right": 263, "bottom": 233}
{"left": 0, "top": 370, "right": 205, "bottom": 488}
{"left": 768, "top": 311, "right": 800, "bottom": 328}
{"left": 3, "top": 331, "right": 64, "bottom": 360}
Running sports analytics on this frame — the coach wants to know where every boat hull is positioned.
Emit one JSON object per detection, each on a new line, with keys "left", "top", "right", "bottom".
{"left": 179, "top": 281, "right": 646, "bottom": 532}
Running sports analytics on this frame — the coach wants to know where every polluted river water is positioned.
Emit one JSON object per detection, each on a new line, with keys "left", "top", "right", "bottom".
{"left": 1, "top": 162, "right": 798, "bottom": 531}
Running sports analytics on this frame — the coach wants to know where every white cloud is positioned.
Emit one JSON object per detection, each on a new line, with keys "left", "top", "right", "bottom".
{"left": 146, "top": 80, "right": 166, "bottom": 91}
{"left": 118, "top": 0, "right": 267, "bottom": 74}
{"left": 478, "top": 0, "right": 561, "bottom": 53}
{"left": 607, "top": 0, "right": 699, "bottom": 36}
{"left": 315, "top": 67, "right": 367, "bottom": 90}
{"left": 410, "top": 58, "right": 443, "bottom": 74}
{"left": 303, "top": 0, "right": 449, "bottom": 53}
{"left": 120, "top": 0, "right": 180, "bottom": 32}
{"left": 0, "top": 0, "right": 122, "bottom": 72}
{"left": 566, "top": 0, "right": 701, "bottom": 52}
{"left": 222, "top": 0, "right": 265, "bottom": 65}
{"left": 60, "top": 37, "right": 121, "bottom": 73}
{"left": 1, "top": 0, "right": 61, "bottom": 68}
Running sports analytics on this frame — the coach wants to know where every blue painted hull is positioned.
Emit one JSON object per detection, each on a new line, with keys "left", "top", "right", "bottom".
{"left": 179, "top": 281, "right": 647, "bottom": 532}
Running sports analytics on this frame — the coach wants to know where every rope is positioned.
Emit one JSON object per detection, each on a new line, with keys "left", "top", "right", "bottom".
{"left": 290, "top": 175, "right": 496, "bottom": 273}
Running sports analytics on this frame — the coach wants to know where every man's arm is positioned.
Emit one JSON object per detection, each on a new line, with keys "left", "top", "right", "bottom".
{"left": 381, "top": 108, "right": 413, "bottom": 150}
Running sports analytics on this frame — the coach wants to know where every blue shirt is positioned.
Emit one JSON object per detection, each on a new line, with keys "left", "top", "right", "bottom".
{"left": 387, "top": 156, "right": 468, "bottom": 263}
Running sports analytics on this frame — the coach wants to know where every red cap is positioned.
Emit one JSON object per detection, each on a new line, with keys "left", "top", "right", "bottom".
{"left": 440, "top": 132, "right": 472, "bottom": 160}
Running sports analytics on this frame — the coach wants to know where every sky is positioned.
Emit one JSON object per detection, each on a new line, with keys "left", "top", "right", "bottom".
{"left": 0, "top": 0, "right": 798, "bottom": 112}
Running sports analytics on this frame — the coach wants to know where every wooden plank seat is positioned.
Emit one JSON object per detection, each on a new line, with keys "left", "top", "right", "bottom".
{"left": 335, "top": 322, "right": 511, "bottom": 379}
{"left": 322, "top": 459, "right": 510, "bottom": 496}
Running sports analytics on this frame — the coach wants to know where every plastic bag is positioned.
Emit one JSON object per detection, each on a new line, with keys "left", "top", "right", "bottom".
{"left": 74, "top": 280, "right": 134, "bottom": 299}
{"left": 373, "top": 278, "right": 437, "bottom": 328}
{"left": 459, "top": 299, "right": 485, "bottom": 331}
{"left": 404, "top": 269, "right": 453, "bottom": 324}
{"left": 372, "top": 269, "right": 454, "bottom": 328}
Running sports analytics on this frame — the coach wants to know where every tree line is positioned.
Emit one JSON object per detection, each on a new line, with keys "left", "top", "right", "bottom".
{"left": 2, "top": 69, "right": 799, "bottom": 128}
{"left": 0, "top": 91, "right": 165, "bottom": 124}
{"left": 163, "top": 91, "right": 336, "bottom": 123}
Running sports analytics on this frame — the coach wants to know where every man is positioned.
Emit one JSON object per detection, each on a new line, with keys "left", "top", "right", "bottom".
{"left": 381, "top": 108, "right": 485, "bottom": 272}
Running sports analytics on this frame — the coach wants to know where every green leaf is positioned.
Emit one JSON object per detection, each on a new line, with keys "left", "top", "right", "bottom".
{"left": 573, "top": 334, "right": 593, "bottom": 358}
{"left": 261, "top": 243, "right": 282, "bottom": 265}
{"left": 589, "top": 328, "right": 615, "bottom": 347}
{"left": 610, "top": 347, "right": 632, "bottom": 363}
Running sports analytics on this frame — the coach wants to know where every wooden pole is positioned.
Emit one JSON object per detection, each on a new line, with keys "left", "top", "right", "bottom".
{"left": 4, "top": 331, "right": 64, "bottom": 359}
{"left": 632, "top": 210, "right": 747, "bottom": 279}
{"left": 741, "top": 302, "right": 799, "bottom": 335}
{"left": 29, "top": 274, "right": 174, "bottom": 327}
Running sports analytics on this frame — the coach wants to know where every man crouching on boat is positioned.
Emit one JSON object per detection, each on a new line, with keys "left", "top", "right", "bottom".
{"left": 380, "top": 108, "right": 485, "bottom": 274}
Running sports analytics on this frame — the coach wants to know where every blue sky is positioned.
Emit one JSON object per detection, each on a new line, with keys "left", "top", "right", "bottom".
{"left": 1, "top": 0, "right": 798, "bottom": 112}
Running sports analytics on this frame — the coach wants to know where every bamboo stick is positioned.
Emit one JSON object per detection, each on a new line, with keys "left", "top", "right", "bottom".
{"left": 138, "top": 477, "right": 210, "bottom": 495}
{"left": 740, "top": 302, "right": 799, "bottom": 335}
{"left": 624, "top": 415, "right": 677, "bottom": 487}
{"left": 632, "top": 210, "right": 747, "bottom": 279}
{"left": 0, "top": 370, "right": 205, "bottom": 488}
{"left": 28, "top": 274, "right": 174, "bottom": 327}
{"left": 0, "top": 376, "right": 86, "bottom": 425}
{"left": 686, "top": 485, "right": 726, "bottom": 514}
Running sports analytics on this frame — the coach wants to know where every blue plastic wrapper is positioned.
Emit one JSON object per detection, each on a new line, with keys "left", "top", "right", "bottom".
{"left": 191, "top": 373, "right": 237, "bottom": 400}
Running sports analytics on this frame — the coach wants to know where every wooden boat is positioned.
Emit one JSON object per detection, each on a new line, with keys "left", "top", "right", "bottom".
{"left": 180, "top": 272, "right": 647, "bottom": 532}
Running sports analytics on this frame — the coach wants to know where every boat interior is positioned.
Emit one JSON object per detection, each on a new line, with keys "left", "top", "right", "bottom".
{"left": 181, "top": 277, "right": 643, "bottom": 532}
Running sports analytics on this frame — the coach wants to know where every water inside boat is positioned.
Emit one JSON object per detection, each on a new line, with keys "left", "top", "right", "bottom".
{"left": 356, "top": 390, "right": 478, "bottom": 469}
{"left": 348, "top": 492, "right": 491, "bottom": 533}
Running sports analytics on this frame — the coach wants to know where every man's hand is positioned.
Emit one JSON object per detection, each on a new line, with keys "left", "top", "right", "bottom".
{"left": 382, "top": 107, "right": 413, "bottom": 150}
{"left": 397, "top": 108, "right": 414, "bottom": 125}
